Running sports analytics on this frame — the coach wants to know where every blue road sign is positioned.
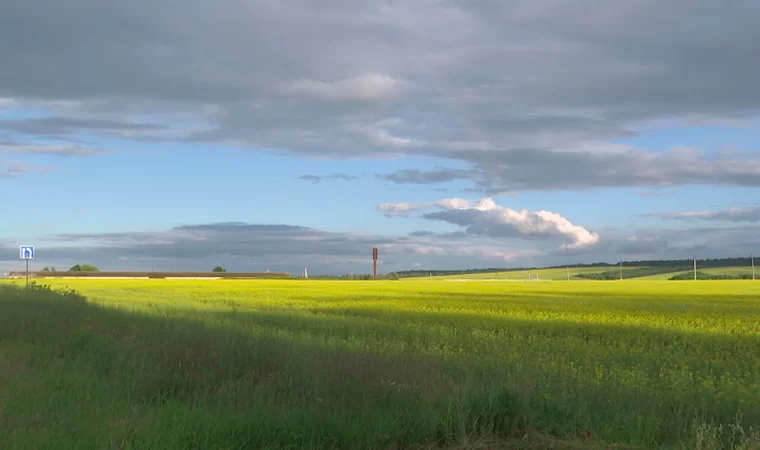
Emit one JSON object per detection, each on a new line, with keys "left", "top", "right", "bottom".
{"left": 19, "top": 245, "right": 35, "bottom": 260}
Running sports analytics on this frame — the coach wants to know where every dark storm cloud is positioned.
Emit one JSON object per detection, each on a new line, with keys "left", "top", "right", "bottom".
{"left": 2, "top": 0, "right": 760, "bottom": 188}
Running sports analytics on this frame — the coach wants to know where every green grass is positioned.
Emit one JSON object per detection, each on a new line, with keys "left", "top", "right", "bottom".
{"left": 2, "top": 279, "right": 760, "bottom": 449}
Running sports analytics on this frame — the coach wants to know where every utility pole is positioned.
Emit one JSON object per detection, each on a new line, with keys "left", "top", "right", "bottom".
{"left": 372, "top": 248, "right": 378, "bottom": 280}
{"left": 567, "top": 266, "right": 570, "bottom": 281}
{"left": 619, "top": 262, "right": 623, "bottom": 281}
{"left": 752, "top": 254, "right": 755, "bottom": 281}
{"left": 693, "top": 255, "right": 697, "bottom": 281}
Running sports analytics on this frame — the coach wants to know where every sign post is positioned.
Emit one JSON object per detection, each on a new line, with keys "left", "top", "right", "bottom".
{"left": 19, "top": 245, "right": 35, "bottom": 287}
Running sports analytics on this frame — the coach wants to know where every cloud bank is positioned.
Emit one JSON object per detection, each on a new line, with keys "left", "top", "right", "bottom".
{"left": 2, "top": 219, "right": 758, "bottom": 276}
{"left": 1, "top": 0, "right": 760, "bottom": 189}
{"left": 0, "top": 222, "right": 537, "bottom": 275}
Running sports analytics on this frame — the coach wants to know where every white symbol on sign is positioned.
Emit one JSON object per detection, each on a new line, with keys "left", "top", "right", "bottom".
{"left": 19, "top": 245, "right": 35, "bottom": 260}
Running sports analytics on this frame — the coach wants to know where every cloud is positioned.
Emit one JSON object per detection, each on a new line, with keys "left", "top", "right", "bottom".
{"left": 0, "top": 221, "right": 538, "bottom": 274}
{"left": 378, "top": 146, "right": 760, "bottom": 193}
{"left": 615, "top": 235, "right": 670, "bottom": 255}
{"left": 297, "top": 173, "right": 358, "bottom": 184}
{"left": 408, "top": 230, "right": 468, "bottom": 240}
{"left": 2, "top": 220, "right": 759, "bottom": 275}
{"left": 0, "top": 160, "right": 49, "bottom": 177}
{"left": 641, "top": 206, "right": 760, "bottom": 223}
{"left": 637, "top": 190, "right": 673, "bottom": 197}
{"left": 281, "top": 74, "right": 407, "bottom": 102}
{"left": 377, "top": 168, "right": 471, "bottom": 185}
{"left": 380, "top": 197, "right": 600, "bottom": 249}
{"left": 609, "top": 226, "right": 759, "bottom": 259}
{"left": 0, "top": 117, "right": 169, "bottom": 137}
{"left": 0, "top": 142, "right": 113, "bottom": 157}
{"left": 0, "top": 0, "right": 758, "bottom": 191}
{"left": 376, "top": 202, "right": 431, "bottom": 217}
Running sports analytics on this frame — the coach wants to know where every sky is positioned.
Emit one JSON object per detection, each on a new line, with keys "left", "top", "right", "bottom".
{"left": 2, "top": 0, "right": 760, "bottom": 275}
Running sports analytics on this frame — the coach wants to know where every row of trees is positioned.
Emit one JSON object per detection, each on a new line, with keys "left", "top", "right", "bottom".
{"left": 669, "top": 271, "right": 755, "bottom": 280}
{"left": 42, "top": 264, "right": 100, "bottom": 272}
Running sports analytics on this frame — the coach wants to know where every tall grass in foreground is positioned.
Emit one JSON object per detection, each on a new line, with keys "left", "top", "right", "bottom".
{"left": 2, "top": 280, "right": 760, "bottom": 449}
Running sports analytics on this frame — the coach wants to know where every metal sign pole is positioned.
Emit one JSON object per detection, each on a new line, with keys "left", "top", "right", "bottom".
{"left": 19, "top": 245, "right": 35, "bottom": 287}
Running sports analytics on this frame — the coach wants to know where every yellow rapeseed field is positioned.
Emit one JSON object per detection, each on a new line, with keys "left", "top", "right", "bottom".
{"left": 1, "top": 278, "right": 759, "bottom": 449}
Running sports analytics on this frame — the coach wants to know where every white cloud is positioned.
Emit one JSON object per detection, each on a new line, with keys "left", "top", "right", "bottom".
{"left": 380, "top": 197, "right": 600, "bottom": 250}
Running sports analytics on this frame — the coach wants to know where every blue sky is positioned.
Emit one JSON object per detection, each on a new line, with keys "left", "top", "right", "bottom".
{"left": 2, "top": 0, "right": 760, "bottom": 274}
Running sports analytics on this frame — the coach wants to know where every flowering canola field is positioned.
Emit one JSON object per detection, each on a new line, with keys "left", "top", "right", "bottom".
{"left": 2, "top": 279, "right": 760, "bottom": 449}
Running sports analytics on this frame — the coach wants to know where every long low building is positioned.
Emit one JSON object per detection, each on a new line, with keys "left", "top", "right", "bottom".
{"left": 6, "top": 271, "right": 292, "bottom": 279}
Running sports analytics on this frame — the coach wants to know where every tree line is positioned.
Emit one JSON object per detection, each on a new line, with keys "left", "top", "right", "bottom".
{"left": 42, "top": 264, "right": 100, "bottom": 272}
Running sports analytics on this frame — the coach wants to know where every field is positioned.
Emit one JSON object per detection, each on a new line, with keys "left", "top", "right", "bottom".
{"left": 2, "top": 279, "right": 760, "bottom": 449}
{"left": 434, "top": 266, "right": 756, "bottom": 281}
{"left": 434, "top": 267, "right": 632, "bottom": 280}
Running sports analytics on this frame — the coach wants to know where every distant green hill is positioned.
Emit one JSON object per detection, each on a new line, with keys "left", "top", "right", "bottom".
{"left": 396, "top": 262, "right": 615, "bottom": 279}
{"left": 398, "top": 257, "right": 757, "bottom": 280}
{"left": 433, "top": 266, "right": 641, "bottom": 281}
